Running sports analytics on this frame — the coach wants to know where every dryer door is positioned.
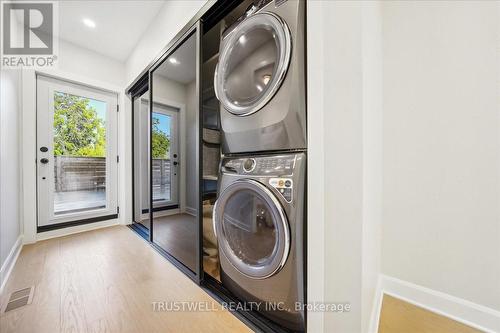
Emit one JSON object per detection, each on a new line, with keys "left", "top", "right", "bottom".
{"left": 214, "top": 179, "right": 290, "bottom": 279}
{"left": 215, "top": 12, "right": 291, "bottom": 116}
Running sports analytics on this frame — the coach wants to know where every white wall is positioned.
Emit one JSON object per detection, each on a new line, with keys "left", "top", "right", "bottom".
{"left": 381, "top": 0, "right": 500, "bottom": 313}
{"left": 310, "top": 1, "right": 499, "bottom": 331}
{"left": 321, "top": 4, "right": 363, "bottom": 330}
{"left": 185, "top": 80, "right": 197, "bottom": 210}
{"left": 306, "top": 3, "right": 326, "bottom": 331}
{"left": 361, "top": 3, "right": 383, "bottom": 333}
{"left": 0, "top": 7, "right": 23, "bottom": 278}
{"left": 125, "top": 0, "right": 207, "bottom": 85}
{"left": 307, "top": 1, "right": 382, "bottom": 332}
{"left": 57, "top": 40, "right": 126, "bottom": 87}
{"left": 0, "top": 69, "right": 22, "bottom": 269}
{"left": 153, "top": 75, "right": 187, "bottom": 104}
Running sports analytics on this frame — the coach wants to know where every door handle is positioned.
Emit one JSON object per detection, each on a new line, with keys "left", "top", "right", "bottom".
{"left": 40, "top": 158, "right": 49, "bottom": 164}
{"left": 173, "top": 161, "right": 178, "bottom": 166}
{"left": 40, "top": 146, "right": 48, "bottom": 152}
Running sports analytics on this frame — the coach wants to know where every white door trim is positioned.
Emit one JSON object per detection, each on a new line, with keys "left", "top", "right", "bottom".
{"left": 21, "top": 69, "right": 126, "bottom": 244}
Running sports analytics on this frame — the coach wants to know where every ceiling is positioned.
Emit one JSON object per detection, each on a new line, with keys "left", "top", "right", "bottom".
{"left": 154, "top": 34, "right": 196, "bottom": 84}
{"left": 58, "top": 1, "right": 166, "bottom": 62}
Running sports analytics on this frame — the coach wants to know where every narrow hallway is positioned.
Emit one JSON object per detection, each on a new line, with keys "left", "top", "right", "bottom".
{"left": 0, "top": 226, "right": 249, "bottom": 333}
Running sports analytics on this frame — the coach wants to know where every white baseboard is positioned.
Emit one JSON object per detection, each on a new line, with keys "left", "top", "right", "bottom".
{"left": 36, "top": 219, "right": 119, "bottom": 242}
{"left": 0, "top": 235, "right": 23, "bottom": 294}
{"left": 156, "top": 208, "right": 181, "bottom": 217}
{"left": 141, "top": 208, "right": 182, "bottom": 220}
{"left": 380, "top": 274, "right": 500, "bottom": 333}
{"left": 185, "top": 206, "right": 197, "bottom": 216}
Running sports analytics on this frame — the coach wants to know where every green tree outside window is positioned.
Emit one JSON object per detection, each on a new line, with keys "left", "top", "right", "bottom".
{"left": 152, "top": 116, "right": 170, "bottom": 159}
{"left": 53, "top": 92, "right": 106, "bottom": 157}
{"left": 53, "top": 92, "right": 170, "bottom": 159}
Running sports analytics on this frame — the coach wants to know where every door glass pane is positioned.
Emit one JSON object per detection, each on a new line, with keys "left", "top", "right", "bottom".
{"left": 222, "top": 24, "right": 278, "bottom": 107}
{"left": 217, "top": 13, "right": 290, "bottom": 115}
{"left": 53, "top": 91, "right": 107, "bottom": 215}
{"left": 152, "top": 112, "right": 171, "bottom": 203}
{"left": 222, "top": 189, "right": 278, "bottom": 266}
{"left": 151, "top": 31, "right": 198, "bottom": 273}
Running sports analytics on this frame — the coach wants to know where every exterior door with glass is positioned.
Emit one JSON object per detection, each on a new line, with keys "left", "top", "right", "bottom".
{"left": 36, "top": 75, "right": 118, "bottom": 228}
{"left": 152, "top": 102, "right": 179, "bottom": 208}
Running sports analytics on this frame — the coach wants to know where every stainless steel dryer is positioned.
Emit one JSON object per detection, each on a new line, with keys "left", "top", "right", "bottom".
{"left": 214, "top": 0, "right": 306, "bottom": 154}
{"left": 213, "top": 152, "right": 306, "bottom": 331}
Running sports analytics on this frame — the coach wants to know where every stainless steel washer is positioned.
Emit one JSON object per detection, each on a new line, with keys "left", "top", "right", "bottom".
{"left": 214, "top": 0, "right": 306, "bottom": 153}
{"left": 213, "top": 152, "right": 306, "bottom": 331}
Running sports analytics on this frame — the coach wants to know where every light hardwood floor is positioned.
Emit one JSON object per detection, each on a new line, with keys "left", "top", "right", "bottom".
{"left": 152, "top": 214, "right": 197, "bottom": 272}
{"left": 1, "top": 226, "right": 484, "bottom": 333}
{"left": 0, "top": 226, "right": 250, "bottom": 333}
{"left": 378, "top": 294, "right": 483, "bottom": 333}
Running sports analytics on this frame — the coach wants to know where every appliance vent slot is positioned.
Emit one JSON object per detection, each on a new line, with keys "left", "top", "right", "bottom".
{"left": 2, "top": 286, "right": 34, "bottom": 313}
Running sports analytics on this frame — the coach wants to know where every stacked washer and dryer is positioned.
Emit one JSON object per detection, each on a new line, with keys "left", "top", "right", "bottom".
{"left": 212, "top": 0, "right": 306, "bottom": 331}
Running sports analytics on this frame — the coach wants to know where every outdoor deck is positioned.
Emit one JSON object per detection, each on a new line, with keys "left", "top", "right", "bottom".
{"left": 54, "top": 185, "right": 170, "bottom": 214}
{"left": 53, "top": 156, "right": 171, "bottom": 214}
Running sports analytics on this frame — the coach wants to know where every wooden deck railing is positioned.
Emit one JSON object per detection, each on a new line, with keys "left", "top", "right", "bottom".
{"left": 54, "top": 156, "right": 171, "bottom": 192}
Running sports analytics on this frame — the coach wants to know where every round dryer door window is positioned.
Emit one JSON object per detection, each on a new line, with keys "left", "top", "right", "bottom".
{"left": 215, "top": 12, "right": 292, "bottom": 116}
{"left": 214, "top": 179, "right": 290, "bottom": 279}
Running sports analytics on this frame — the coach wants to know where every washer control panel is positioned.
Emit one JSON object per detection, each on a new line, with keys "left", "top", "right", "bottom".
{"left": 269, "top": 178, "right": 293, "bottom": 202}
{"left": 242, "top": 158, "right": 256, "bottom": 172}
{"left": 223, "top": 155, "right": 296, "bottom": 176}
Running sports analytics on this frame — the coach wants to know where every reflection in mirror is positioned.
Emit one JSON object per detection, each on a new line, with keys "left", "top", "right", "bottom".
{"left": 133, "top": 90, "right": 150, "bottom": 232}
{"left": 151, "top": 32, "right": 198, "bottom": 273}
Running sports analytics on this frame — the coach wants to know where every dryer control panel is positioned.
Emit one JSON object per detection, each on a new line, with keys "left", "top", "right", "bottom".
{"left": 222, "top": 154, "right": 296, "bottom": 176}
{"left": 269, "top": 177, "right": 293, "bottom": 202}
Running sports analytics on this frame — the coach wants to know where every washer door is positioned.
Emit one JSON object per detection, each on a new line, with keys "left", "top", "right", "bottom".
{"left": 215, "top": 12, "right": 292, "bottom": 116}
{"left": 214, "top": 179, "right": 290, "bottom": 279}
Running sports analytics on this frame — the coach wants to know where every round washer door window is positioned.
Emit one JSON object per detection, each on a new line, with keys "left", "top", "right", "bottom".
{"left": 214, "top": 179, "right": 290, "bottom": 279}
{"left": 215, "top": 12, "right": 292, "bottom": 116}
